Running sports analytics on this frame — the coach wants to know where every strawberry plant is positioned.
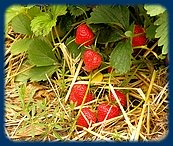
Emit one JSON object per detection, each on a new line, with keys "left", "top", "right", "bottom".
{"left": 5, "top": 4, "right": 168, "bottom": 81}
{"left": 5, "top": 4, "right": 168, "bottom": 141}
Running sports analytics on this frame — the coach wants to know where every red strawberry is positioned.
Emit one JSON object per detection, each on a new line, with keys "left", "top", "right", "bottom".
{"left": 97, "top": 102, "right": 120, "bottom": 122}
{"left": 77, "top": 107, "right": 97, "bottom": 128}
{"left": 69, "top": 84, "right": 93, "bottom": 106}
{"left": 132, "top": 25, "right": 146, "bottom": 47}
{"left": 75, "top": 23, "right": 95, "bottom": 46}
{"left": 107, "top": 67, "right": 113, "bottom": 73}
{"left": 109, "top": 90, "right": 126, "bottom": 107}
{"left": 83, "top": 49, "right": 102, "bottom": 72}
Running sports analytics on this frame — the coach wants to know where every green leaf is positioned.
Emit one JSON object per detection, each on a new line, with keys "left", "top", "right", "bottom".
{"left": 87, "top": 5, "right": 129, "bottom": 30}
{"left": 154, "top": 12, "right": 168, "bottom": 54}
{"left": 16, "top": 61, "right": 57, "bottom": 82}
{"left": 110, "top": 40, "right": 132, "bottom": 74}
{"left": 50, "top": 5, "right": 67, "bottom": 19}
{"left": 53, "top": 130, "right": 62, "bottom": 140}
{"left": 11, "top": 13, "right": 33, "bottom": 35}
{"left": 28, "top": 39, "right": 57, "bottom": 66}
{"left": 98, "top": 27, "right": 124, "bottom": 44}
{"left": 65, "top": 36, "right": 85, "bottom": 58}
{"left": 27, "top": 6, "right": 41, "bottom": 19}
{"left": 146, "top": 24, "right": 157, "bottom": 40}
{"left": 54, "top": 124, "right": 63, "bottom": 130}
{"left": 11, "top": 38, "right": 33, "bottom": 55}
{"left": 15, "top": 70, "right": 30, "bottom": 82}
{"left": 5, "top": 5, "right": 25, "bottom": 29}
{"left": 30, "top": 12, "right": 56, "bottom": 36}
{"left": 18, "top": 83, "right": 27, "bottom": 108}
{"left": 29, "top": 65, "right": 57, "bottom": 81}
{"left": 144, "top": 4, "right": 166, "bottom": 16}
{"left": 15, "top": 60, "right": 31, "bottom": 82}
{"left": 59, "top": 14, "right": 74, "bottom": 34}
{"left": 68, "top": 5, "right": 90, "bottom": 17}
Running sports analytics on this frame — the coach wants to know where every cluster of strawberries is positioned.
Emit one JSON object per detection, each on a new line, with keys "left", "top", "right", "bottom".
{"left": 69, "top": 83, "right": 126, "bottom": 128}
{"left": 76, "top": 23, "right": 146, "bottom": 49}
{"left": 69, "top": 23, "right": 146, "bottom": 128}
{"left": 75, "top": 23, "right": 146, "bottom": 73}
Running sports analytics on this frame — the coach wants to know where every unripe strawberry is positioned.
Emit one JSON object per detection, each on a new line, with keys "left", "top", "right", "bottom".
{"left": 77, "top": 107, "right": 97, "bottom": 128}
{"left": 83, "top": 49, "right": 102, "bottom": 72}
{"left": 97, "top": 102, "right": 120, "bottom": 122}
{"left": 132, "top": 25, "right": 146, "bottom": 47}
{"left": 69, "top": 84, "right": 93, "bottom": 106}
{"left": 75, "top": 23, "right": 95, "bottom": 46}
{"left": 109, "top": 90, "right": 126, "bottom": 107}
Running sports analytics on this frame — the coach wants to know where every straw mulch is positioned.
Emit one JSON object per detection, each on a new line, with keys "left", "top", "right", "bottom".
{"left": 4, "top": 27, "right": 168, "bottom": 142}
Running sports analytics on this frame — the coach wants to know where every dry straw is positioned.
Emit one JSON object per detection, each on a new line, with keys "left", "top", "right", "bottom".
{"left": 5, "top": 27, "right": 168, "bottom": 142}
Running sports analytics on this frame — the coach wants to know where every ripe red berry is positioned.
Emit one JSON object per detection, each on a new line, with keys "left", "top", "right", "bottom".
{"left": 97, "top": 102, "right": 120, "bottom": 122}
{"left": 69, "top": 84, "right": 93, "bottom": 106}
{"left": 109, "top": 90, "right": 126, "bottom": 107}
{"left": 77, "top": 107, "right": 97, "bottom": 128}
{"left": 75, "top": 23, "right": 95, "bottom": 46}
{"left": 83, "top": 49, "right": 102, "bottom": 72}
{"left": 132, "top": 25, "right": 146, "bottom": 47}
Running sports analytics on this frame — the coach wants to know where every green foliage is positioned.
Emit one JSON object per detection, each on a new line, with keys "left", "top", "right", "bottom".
{"left": 5, "top": 5, "right": 24, "bottom": 23}
{"left": 11, "top": 38, "right": 33, "bottom": 55}
{"left": 144, "top": 4, "right": 168, "bottom": 54}
{"left": 5, "top": 5, "right": 26, "bottom": 30}
{"left": 11, "top": 13, "right": 33, "bottom": 35}
{"left": 68, "top": 5, "right": 90, "bottom": 17}
{"left": 27, "top": 6, "right": 42, "bottom": 19}
{"left": 59, "top": 14, "right": 75, "bottom": 34}
{"left": 97, "top": 26, "right": 124, "bottom": 44}
{"left": 110, "top": 40, "right": 132, "bottom": 74}
{"left": 154, "top": 12, "right": 168, "bottom": 54}
{"left": 30, "top": 5, "right": 67, "bottom": 37}
{"left": 65, "top": 36, "right": 86, "bottom": 58}
{"left": 15, "top": 61, "right": 57, "bottom": 82}
{"left": 31, "top": 12, "right": 56, "bottom": 36}
{"left": 14, "top": 60, "right": 31, "bottom": 82}
{"left": 13, "top": 38, "right": 58, "bottom": 81}
{"left": 6, "top": 4, "right": 168, "bottom": 83}
{"left": 87, "top": 5, "right": 129, "bottom": 30}
{"left": 144, "top": 4, "right": 166, "bottom": 16}
{"left": 28, "top": 66, "right": 57, "bottom": 81}
{"left": 146, "top": 24, "right": 157, "bottom": 40}
{"left": 49, "top": 5, "right": 67, "bottom": 19}
{"left": 28, "top": 39, "right": 57, "bottom": 66}
{"left": 65, "top": 37, "right": 82, "bottom": 58}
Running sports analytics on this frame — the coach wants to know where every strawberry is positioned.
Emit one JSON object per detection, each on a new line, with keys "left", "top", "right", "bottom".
{"left": 132, "top": 24, "right": 146, "bottom": 47}
{"left": 75, "top": 23, "right": 95, "bottom": 46}
{"left": 109, "top": 90, "right": 126, "bottom": 107}
{"left": 107, "top": 67, "right": 113, "bottom": 73}
{"left": 83, "top": 49, "right": 102, "bottom": 72}
{"left": 69, "top": 84, "right": 93, "bottom": 106}
{"left": 77, "top": 107, "right": 97, "bottom": 128}
{"left": 97, "top": 102, "right": 120, "bottom": 122}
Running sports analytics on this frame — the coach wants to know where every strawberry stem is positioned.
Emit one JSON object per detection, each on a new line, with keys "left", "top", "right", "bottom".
{"left": 53, "top": 26, "right": 61, "bottom": 43}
